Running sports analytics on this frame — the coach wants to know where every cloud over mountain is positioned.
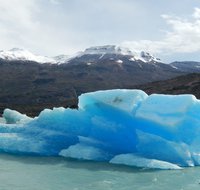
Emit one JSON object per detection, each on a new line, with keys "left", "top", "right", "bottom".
{"left": 0, "top": 1, "right": 199, "bottom": 61}
{"left": 122, "top": 8, "right": 200, "bottom": 56}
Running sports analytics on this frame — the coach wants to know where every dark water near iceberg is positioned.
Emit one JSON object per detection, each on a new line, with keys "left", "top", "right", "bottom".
{"left": 0, "top": 154, "right": 200, "bottom": 190}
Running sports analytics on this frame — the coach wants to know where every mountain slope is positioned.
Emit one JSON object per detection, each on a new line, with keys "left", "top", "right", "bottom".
{"left": 0, "top": 57, "right": 184, "bottom": 116}
{"left": 136, "top": 73, "right": 200, "bottom": 99}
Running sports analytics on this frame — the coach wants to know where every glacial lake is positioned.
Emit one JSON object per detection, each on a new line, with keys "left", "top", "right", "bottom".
{"left": 0, "top": 154, "right": 200, "bottom": 190}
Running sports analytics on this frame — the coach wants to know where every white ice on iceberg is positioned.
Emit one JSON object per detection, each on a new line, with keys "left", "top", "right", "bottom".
{"left": 3, "top": 109, "right": 33, "bottom": 124}
{"left": 110, "top": 154, "right": 182, "bottom": 170}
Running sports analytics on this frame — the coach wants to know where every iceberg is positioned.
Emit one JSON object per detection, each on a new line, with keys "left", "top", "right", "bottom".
{"left": 1, "top": 89, "right": 200, "bottom": 169}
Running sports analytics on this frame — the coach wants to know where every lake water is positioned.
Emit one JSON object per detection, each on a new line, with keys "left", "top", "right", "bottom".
{"left": 0, "top": 154, "right": 200, "bottom": 190}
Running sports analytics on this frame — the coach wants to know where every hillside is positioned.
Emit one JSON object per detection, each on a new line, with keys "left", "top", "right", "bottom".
{"left": 136, "top": 73, "right": 200, "bottom": 98}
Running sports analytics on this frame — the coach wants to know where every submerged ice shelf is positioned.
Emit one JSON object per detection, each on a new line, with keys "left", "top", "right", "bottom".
{"left": 1, "top": 89, "right": 200, "bottom": 169}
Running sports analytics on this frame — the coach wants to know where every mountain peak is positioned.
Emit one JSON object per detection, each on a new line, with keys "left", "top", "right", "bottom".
{"left": 81, "top": 45, "right": 161, "bottom": 63}
{"left": 84, "top": 45, "right": 134, "bottom": 56}
{"left": 9, "top": 48, "right": 25, "bottom": 52}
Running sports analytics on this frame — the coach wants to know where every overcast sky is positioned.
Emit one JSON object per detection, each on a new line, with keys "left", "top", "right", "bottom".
{"left": 0, "top": 0, "right": 200, "bottom": 62}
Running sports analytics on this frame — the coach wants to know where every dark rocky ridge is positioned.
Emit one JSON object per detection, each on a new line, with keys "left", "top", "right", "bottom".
{"left": 170, "top": 61, "right": 200, "bottom": 73}
{"left": 136, "top": 73, "right": 200, "bottom": 99}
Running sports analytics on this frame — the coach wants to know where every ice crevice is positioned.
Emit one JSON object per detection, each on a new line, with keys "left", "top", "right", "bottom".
{"left": 1, "top": 89, "right": 200, "bottom": 169}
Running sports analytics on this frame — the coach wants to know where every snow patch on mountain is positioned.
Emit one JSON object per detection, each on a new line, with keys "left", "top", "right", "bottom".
{"left": 84, "top": 45, "right": 133, "bottom": 56}
{"left": 140, "top": 51, "right": 161, "bottom": 63}
{"left": 53, "top": 54, "right": 69, "bottom": 64}
{"left": 116, "top": 59, "right": 123, "bottom": 64}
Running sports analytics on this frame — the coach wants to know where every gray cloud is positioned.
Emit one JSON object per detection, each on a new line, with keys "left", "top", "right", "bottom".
{"left": 122, "top": 7, "right": 200, "bottom": 61}
{"left": 0, "top": 0, "right": 199, "bottom": 61}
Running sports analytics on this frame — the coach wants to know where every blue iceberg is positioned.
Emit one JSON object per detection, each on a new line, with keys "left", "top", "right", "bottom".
{"left": 1, "top": 89, "right": 200, "bottom": 169}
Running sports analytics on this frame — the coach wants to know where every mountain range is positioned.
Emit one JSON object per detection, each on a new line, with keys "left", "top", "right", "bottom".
{"left": 0, "top": 45, "right": 161, "bottom": 64}
{"left": 0, "top": 45, "right": 200, "bottom": 116}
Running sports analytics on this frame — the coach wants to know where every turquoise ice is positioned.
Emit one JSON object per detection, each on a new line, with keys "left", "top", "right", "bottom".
{"left": 1, "top": 89, "right": 200, "bottom": 169}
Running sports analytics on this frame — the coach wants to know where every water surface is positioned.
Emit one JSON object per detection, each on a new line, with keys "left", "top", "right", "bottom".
{"left": 0, "top": 154, "right": 200, "bottom": 190}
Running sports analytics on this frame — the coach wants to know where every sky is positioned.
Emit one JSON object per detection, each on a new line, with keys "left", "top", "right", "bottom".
{"left": 0, "top": 0, "right": 200, "bottom": 62}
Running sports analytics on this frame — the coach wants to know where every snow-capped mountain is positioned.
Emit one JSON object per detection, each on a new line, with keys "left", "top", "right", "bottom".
{"left": 59, "top": 45, "right": 162, "bottom": 65}
{"left": 0, "top": 48, "right": 56, "bottom": 63}
{"left": 70, "top": 45, "right": 161, "bottom": 63}
{"left": 0, "top": 45, "right": 162, "bottom": 65}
